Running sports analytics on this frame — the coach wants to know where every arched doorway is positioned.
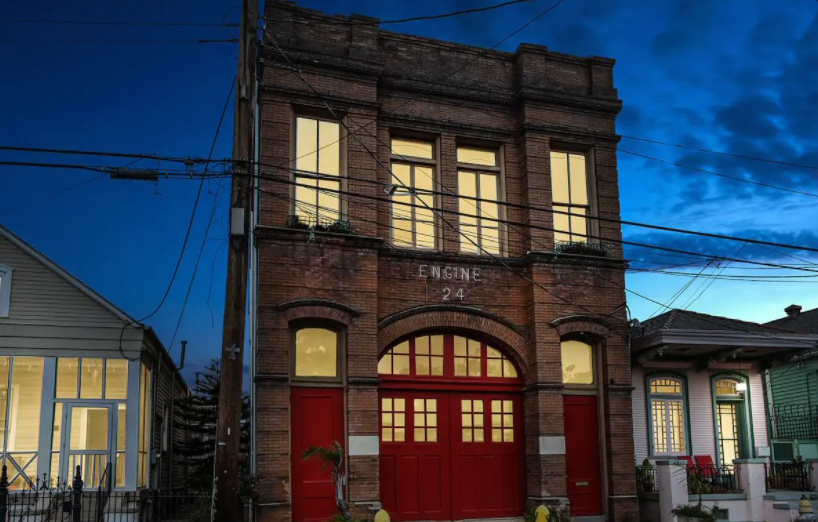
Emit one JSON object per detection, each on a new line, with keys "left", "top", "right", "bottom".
{"left": 378, "top": 333, "right": 524, "bottom": 521}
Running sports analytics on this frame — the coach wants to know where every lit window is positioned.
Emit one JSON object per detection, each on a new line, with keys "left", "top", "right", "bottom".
{"left": 561, "top": 340, "right": 594, "bottom": 384}
{"left": 56, "top": 357, "right": 79, "bottom": 399}
{"left": 105, "top": 359, "right": 128, "bottom": 400}
{"left": 715, "top": 379, "right": 739, "bottom": 396}
{"left": 391, "top": 138, "right": 436, "bottom": 249}
{"left": 414, "top": 335, "right": 444, "bottom": 376}
{"left": 294, "top": 116, "right": 341, "bottom": 225}
{"left": 454, "top": 337, "right": 481, "bottom": 377}
{"left": 116, "top": 404, "right": 127, "bottom": 487}
{"left": 294, "top": 328, "right": 338, "bottom": 378}
{"left": 378, "top": 341, "right": 410, "bottom": 375}
{"left": 550, "top": 151, "right": 590, "bottom": 244}
{"left": 461, "top": 399, "right": 484, "bottom": 442}
{"left": 413, "top": 398, "right": 438, "bottom": 443}
{"left": 381, "top": 398, "right": 406, "bottom": 442}
{"left": 80, "top": 358, "right": 104, "bottom": 399}
{"left": 648, "top": 377, "right": 687, "bottom": 455}
{"left": 457, "top": 147, "right": 501, "bottom": 255}
{"left": 0, "top": 356, "right": 45, "bottom": 488}
{"left": 487, "top": 346, "right": 517, "bottom": 378}
{"left": 0, "top": 264, "right": 12, "bottom": 318}
{"left": 491, "top": 400, "right": 514, "bottom": 443}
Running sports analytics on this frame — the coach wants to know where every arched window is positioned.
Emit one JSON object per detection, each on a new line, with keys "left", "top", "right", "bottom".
{"left": 647, "top": 376, "right": 688, "bottom": 455}
{"left": 293, "top": 327, "right": 340, "bottom": 379}
{"left": 378, "top": 334, "right": 518, "bottom": 380}
{"left": 561, "top": 339, "right": 594, "bottom": 384}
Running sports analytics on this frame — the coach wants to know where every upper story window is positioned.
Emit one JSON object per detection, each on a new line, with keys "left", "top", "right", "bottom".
{"left": 0, "top": 264, "right": 12, "bottom": 318}
{"left": 561, "top": 339, "right": 594, "bottom": 385}
{"left": 390, "top": 138, "right": 436, "bottom": 249}
{"left": 379, "top": 334, "right": 518, "bottom": 381}
{"left": 647, "top": 376, "right": 688, "bottom": 455}
{"left": 550, "top": 151, "right": 590, "bottom": 244}
{"left": 457, "top": 147, "right": 502, "bottom": 255}
{"left": 293, "top": 116, "right": 341, "bottom": 225}
{"left": 293, "top": 327, "right": 341, "bottom": 380}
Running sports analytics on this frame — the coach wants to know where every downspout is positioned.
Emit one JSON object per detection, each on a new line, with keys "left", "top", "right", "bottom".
{"left": 249, "top": 16, "right": 261, "bottom": 521}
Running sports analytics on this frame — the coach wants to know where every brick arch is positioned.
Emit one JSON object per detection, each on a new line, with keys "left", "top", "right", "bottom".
{"left": 378, "top": 305, "right": 529, "bottom": 374}
{"left": 549, "top": 314, "right": 615, "bottom": 338}
{"left": 276, "top": 298, "right": 359, "bottom": 326}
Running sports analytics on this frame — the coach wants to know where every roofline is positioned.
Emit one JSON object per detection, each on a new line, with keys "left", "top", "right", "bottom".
{"left": 0, "top": 224, "right": 136, "bottom": 325}
{"left": 634, "top": 329, "right": 818, "bottom": 351}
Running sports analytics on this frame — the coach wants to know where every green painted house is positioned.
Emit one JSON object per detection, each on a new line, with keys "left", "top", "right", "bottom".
{"left": 764, "top": 305, "right": 818, "bottom": 461}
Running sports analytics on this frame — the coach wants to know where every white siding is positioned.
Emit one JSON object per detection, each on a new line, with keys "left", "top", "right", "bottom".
{"left": 632, "top": 366, "right": 649, "bottom": 463}
{"left": 687, "top": 370, "right": 717, "bottom": 459}
{"left": 749, "top": 371, "right": 768, "bottom": 450}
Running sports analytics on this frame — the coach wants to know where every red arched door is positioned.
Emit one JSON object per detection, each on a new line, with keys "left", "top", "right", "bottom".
{"left": 378, "top": 333, "right": 524, "bottom": 521}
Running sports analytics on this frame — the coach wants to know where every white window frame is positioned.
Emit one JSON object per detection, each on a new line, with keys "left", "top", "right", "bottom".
{"left": 550, "top": 150, "right": 594, "bottom": 244}
{"left": 0, "top": 264, "right": 12, "bottom": 318}
{"left": 456, "top": 146, "right": 505, "bottom": 255}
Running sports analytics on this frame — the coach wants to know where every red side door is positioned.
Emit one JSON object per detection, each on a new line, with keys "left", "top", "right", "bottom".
{"left": 291, "top": 387, "right": 344, "bottom": 522}
{"left": 379, "top": 391, "right": 451, "bottom": 521}
{"left": 450, "top": 393, "right": 524, "bottom": 520}
{"left": 564, "top": 395, "right": 603, "bottom": 517}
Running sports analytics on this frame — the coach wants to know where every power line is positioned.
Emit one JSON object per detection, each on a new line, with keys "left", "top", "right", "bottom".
{"left": 6, "top": 18, "right": 238, "bottom": 27}
{"left": 620, "top": 135, "right": 818, "bottom": 171}
{"left": 0, "top": 38, "right": 238, "bottom": 44}
{"left": 619, "top": 149, "right": 818, "bottom": 199}
{"left": 265, "top": 0, "right": 534, "bottom": 25}
{"left": 0, "top": 173, "right": 106, "bottom": 217}
{"left": 0, "top": 145, "right": 212, "bottom": 164}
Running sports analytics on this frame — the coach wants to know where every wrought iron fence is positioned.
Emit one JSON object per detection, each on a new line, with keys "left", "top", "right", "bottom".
{"left": 286, "top": 214, "right": 352, "bottom": 233}
{"left": 635, "top": 465, "right": 659, "bottom": 493}
{"left": 0, "top": 465, "right": 212, "bottom": 522}
{"left": 769, "top": 403, "right": 818, "bottom": 440}
{"left": 687, "top": 464, "right": 742, "bottom": 494}
{"left": 765, "top": 461, "right": 814, "bottom": 491}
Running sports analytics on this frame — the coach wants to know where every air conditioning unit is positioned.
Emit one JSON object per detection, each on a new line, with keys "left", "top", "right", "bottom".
{"left": 771, "top": 441, "right": 795, "bottom": 462}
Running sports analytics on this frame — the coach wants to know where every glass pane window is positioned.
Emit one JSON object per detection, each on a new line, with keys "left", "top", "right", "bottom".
{"left": 457, "top": 147, "right": 497, "bottom": 167}
{"left": 454, "top": 337, "right": 481, "bottom": 377}
{"left": 491, "top": 400, "right": 514, "bottom": 443}
{"left": 7, "top": 357, "right": 44, "bottom": 452}
{"left": 458, "top": 170, "right": 501, "bottom": 255}
{"left": 486, "top": 347, "right": 517, "bottom": 378}
{"left": 295, "top": 117, "right": 340, "bottom": 176}
{"left": 717, "top": 402, "right": 740, "bottom": 463}
{"left": 550, "top": 151, "right": 590, "bottom": 244}
{"left": 80, "top": 358, "right": 104, "bottom": 399}
{"left": 138, "top": 363, "right": 151, "bottom": 487}
{"left": 295, "top": 328, "right": 338, "bottom": 378}
{"left": 651, "top": 378, "right": 682, "bottom": 395}
{"left": 106, "top": 359, "right": 128, "bottom": 400}
{"left": 561, "top": 340, "right": 594, "bottom": 384}
{"left": 715, "top": 379, "right": 739, "bottom": 396}
{"left": 413, "top": 398, "right": 438, "bottom": 443}
{"left": 378, "top": 341, "right": 410, "bottom": 375}
{"left": 294, "top": 176, "right": 340, "bottom": 225}
{"left": 461, "top": 399, "right": 484, "bottom": 442}
{"left": 381, "top": 398, "right": 406, "bottom": 442}
{"left": 649, "top": 376, "right": 687, "bottom": 455}
{"left": 56, "top": 357, "right": 79, "bottom": 399}
{"left": 390, "top": 138, "right": 436, "bottom": 250}
{"left": 414, "top": 335, "right": 444, "bottom": 376}
{"left": 0, "top": 357, "right": 9, "bottom": 449}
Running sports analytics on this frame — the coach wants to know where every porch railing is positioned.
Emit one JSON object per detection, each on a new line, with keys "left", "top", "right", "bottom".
{"left": 769, "top": 403, "right": 818, "bottom": 440}
{"left": 636, "top": 465, "right": 659, "bottom": 493}
{"left": 765, "top": 461, "right": 814, "bottom": 491}
{"left": 687, "top": 464, "right": 742, "bottom": 494}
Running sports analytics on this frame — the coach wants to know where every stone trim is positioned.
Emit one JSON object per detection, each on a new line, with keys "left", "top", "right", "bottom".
{"left": 550, "top": 315, "right": 615, "bottom": 338}
{"left": 277, "top": 298, "right": 360, "bottom": 325}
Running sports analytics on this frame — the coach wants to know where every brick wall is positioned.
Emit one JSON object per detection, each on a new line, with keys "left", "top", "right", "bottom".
{"left": 254, "top": 2, "right": 636, "bottom": 521}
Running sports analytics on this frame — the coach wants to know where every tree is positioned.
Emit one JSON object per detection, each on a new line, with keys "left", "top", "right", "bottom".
{"left": 176, "top": 359, "right": 252, "bottom": 495}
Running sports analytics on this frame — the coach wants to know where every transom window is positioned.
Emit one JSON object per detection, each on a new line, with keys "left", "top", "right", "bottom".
{"left": 715, "top": 379, "right": 740, "bottom": 396}
{"left": 490, "top": 400, "right": 514, "bottom": 443}
{"left": 294, "top": 327, "right": 339, "bottom": 379}
{"left": 391, "top": 138, "right": 436, "bottom": 249}
{"left": 293, "top": 116, "right": 341, "bottom": 225}
{"left": 457, "top": 146, "right": 502, "bottom": 255}
{"left": 55, "top": 357, "right": 128, "bottom": 400}
{"left": 378, "top": 334, "right": 518, "bottom": 380}
{"left": 561, "top": 339, "right": 594, "bottom": 385}
{"left": 550, "top": 151, "right": 590, "bottom": 244}
{"left": 647, "top": 376, "right": 687, "bottom": 455}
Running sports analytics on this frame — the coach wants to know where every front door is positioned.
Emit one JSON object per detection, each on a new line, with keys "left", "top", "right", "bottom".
{"left": 564, "top": 395, "right": 603, "bottom": 517}
{"left": 291, "top": 387, "right": 344, "bottom": 522}
{"left": 58, "top": 403, "right": 116, "bottom": 487}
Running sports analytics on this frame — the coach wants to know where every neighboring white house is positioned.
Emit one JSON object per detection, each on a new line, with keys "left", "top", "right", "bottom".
{"left": 0, "top": 225, "right": 187, "bottom": 492}
{"left": 631, "top": 309, "right": 818, "bottom": 522}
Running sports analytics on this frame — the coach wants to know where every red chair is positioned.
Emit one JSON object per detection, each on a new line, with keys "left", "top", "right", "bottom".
{"left": 694, "top": 455, "right": 716, "bottom": 477}
{"left": 679, "top": 455, "right": 695, "bottom": 469}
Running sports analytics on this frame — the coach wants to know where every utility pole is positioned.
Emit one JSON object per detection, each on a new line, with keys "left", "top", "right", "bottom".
{"left": 213, "top": 0, "right": 256, "bottom": 518}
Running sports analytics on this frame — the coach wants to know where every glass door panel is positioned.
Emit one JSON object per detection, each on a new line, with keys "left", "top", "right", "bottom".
{"left": 59, "top": 404, "right": 115, "bottom": 488}
{"left": 716, "top": 402, "right": 742, "bottom": 465}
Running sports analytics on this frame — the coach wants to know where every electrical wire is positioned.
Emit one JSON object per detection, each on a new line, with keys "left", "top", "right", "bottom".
{"left": 6, "top": 18, "right": 238, "bottom": 27}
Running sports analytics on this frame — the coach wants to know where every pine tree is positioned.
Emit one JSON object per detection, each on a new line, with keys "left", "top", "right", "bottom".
{"left": 176, "top": 359, "right": 251, "bottom": 494}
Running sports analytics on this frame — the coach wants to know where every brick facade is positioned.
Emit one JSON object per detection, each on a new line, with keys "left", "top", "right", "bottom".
{"left": 253, "top": 2, "right": 637, "bottom": 520}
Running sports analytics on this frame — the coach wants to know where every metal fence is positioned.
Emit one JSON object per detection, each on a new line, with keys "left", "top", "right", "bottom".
{"left": 635, "top": 465, "right": 659, "bottom": 493}
{"left": 687, "top": 464, "right": 742, "bottom": 494}
{"left": 769, "top": 403, "right": 818, "bottom": 440}
{"left": 0, "top": 465, "right": 211, "bottom": 522}
{"left": 765, "top": 461, "right": 814, "bottom": 491}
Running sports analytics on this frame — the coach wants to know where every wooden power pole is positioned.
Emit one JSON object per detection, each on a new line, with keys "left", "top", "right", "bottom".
{"left": 213, "top": 0, "right": 256, "bottom": 518}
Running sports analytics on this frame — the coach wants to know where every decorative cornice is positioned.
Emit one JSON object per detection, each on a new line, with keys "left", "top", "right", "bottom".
{"left": 276, "top": 298, "right": 360, "bottom": 318}
{"left": 378, "top": 304, "right": 528, "bottom": 340}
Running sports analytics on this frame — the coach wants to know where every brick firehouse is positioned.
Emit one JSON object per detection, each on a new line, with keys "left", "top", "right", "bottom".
{"left": 250, "top": 2, "right": 637, "bottom": 521}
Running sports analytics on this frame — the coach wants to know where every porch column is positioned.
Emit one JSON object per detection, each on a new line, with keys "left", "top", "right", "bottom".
{"left": 656, "top": 460, "right": 687, "bottom": 522}
{"left": 735, "top": 458, "right": 767, "bottom": 522}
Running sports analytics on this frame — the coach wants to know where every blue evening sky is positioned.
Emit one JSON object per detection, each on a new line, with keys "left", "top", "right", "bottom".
{"left": 2, "top": 0, "right": 816, "bottom": 384}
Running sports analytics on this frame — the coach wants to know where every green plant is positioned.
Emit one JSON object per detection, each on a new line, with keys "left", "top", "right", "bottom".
{"left": 328, "top": 220, "right": 352, "bottom": 234}
{"left": 287, "top": 215, "right": 311, "bottom": 229}
{"left": 670, "top": 504, "right": 716, "bottom": 522}
{"left": 302, "top": 441, "right": 349, "bottom": 521}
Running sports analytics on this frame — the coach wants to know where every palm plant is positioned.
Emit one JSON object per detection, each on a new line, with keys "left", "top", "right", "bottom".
{"left": 301, "top": 441, "right": 349, "bottom": 521}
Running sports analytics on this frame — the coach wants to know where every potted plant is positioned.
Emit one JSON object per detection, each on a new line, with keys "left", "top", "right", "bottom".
{"left": 670, "top": 504, "right": 716, "bottom": 522}
{"left": 638, "top": 458, "right": 655, "bottom": 492}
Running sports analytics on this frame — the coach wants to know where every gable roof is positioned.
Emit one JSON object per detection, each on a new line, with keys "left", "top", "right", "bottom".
{"left": 765, "top": 307, "right": 818, "bottom": 334}
{"left": 0, "top": 224, "right": 137, "bottom": 325}
{"left": 640, "top": 309, "right": 799, "bottom": 336}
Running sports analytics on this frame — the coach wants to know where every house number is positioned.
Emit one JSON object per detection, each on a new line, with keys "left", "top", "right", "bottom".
{"left": 442, "top": 288, "right": 465, "bottom": 301}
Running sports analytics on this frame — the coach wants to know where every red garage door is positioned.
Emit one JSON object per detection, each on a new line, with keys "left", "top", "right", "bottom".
{"left": 378, "top": 334, "right": 524, "bottom": 521}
